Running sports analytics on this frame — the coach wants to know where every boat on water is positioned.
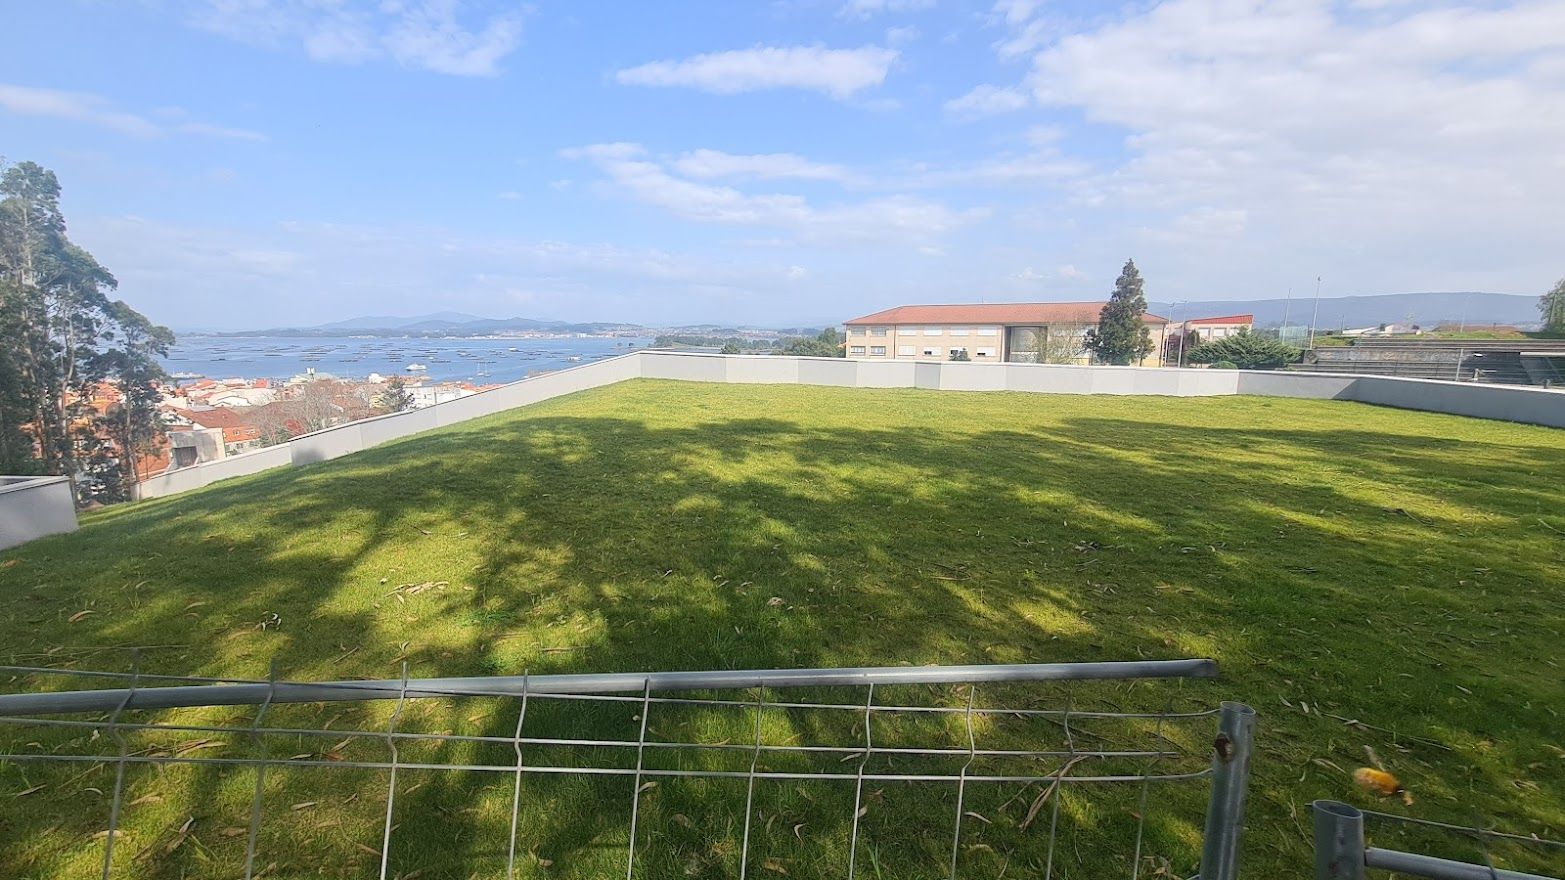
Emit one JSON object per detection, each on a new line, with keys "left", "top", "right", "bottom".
{"left": 406, "top": 363, "right": 428, "bottom": 372}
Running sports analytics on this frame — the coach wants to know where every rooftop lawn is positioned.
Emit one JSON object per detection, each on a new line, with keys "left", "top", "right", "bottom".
{"left": 2, "top": 379, "right": 1563, "bottom": 879}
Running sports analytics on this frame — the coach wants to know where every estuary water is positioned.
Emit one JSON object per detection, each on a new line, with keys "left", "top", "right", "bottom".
{"left": 160, "top": 335, "right": 653, "bottom": 384}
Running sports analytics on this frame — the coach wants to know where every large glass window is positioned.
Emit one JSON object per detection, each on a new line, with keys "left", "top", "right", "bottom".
{"left": 1008, "top": 326, "right": 1042, "bottom": 363}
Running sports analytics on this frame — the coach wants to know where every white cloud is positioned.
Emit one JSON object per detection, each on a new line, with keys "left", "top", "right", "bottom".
{"left": 0, "top": 83, "right": 266, "bottom": 141}
{"left": 74, "top": 214, "right": 816, "bottom": 327}
{"left": 186, "top": 0, "right": 524, "bottom": 76}
{"left": 979, "top": 0, "right": 1565, "bottom": 294}
{"left": 840, "top": 0, "right": 935, "bottom": 20}
{"left": 1014, "top": 264, "right": 1085, "bottom": 281}
{"left": 174, "top": 121, "right": 269, "bottom": 141}
{"left": 565, "top": 142, "right": 974, "bottom": 241}
{"left": 615, "top": 45, "right": 898, "bottom": 99}
{"left": 671, "top": 149, "right": 852, "bottom": 182}
{"left": 901, "top": 150, "right": 1088, "bottom": 188}
{"left": 943, "top": 83, "right": 1029, "bottom": 118}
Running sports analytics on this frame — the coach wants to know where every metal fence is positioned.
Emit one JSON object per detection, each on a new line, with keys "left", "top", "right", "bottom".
{"left": 1313, "top": 800, "right": 1565, "bottom": 880}
{"left": 0, "top": 658, "right": 1250, "bottom": 880}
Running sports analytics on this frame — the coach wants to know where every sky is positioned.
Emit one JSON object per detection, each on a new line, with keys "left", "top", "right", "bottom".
{"left": 3, "top": 0, "right": 1563, "bottom": 330}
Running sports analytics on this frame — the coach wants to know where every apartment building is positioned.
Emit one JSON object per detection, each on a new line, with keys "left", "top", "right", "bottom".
{"left": 843, "top": 302, "right": 1169, "bottom": 366}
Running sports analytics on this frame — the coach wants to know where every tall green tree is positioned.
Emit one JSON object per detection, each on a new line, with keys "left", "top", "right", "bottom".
{"left": 1085, "top": 259, "right": 1153, "bottom": 365}
{"left": 82, "top": 302, "right": 174, "bottom": 502}
{"left": 1541, "top": 278, "right": 1565, "bottom": 334}
{"left": 0, "top": 160, "right": 172, "bottom": 498}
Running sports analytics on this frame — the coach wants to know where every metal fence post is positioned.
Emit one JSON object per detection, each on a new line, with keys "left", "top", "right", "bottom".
{"left": 1198, "top": 701, "right": 1255, "bottom": 880}
{"left": 1312, "top": 801, "right": 1365, "bottom": 880}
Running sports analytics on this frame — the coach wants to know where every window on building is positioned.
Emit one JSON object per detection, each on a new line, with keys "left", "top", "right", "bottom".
{"left": 976, "top": 347, "right": 996, "bottom": 357}
{"left": 950, "top": 327, "right": 969, "bottom": 337}
{"left": 923, "top": 327, "right": 942, "bottom": 336}
{"left": 976, "top": 328, "right": 998, "bottom": 337}
{"left": 870, "top": 327, "right": 888, "bottom": 337}
{"left": 897, "top": 345, "right": 914, "bottom": 356}
{"left": 1007, "top": 326, "right": 1041, "bottom": 363}
{"left": 949, "top": 347, "right": 969, "bottom": 359}
{"left": 900, "top": 326, "right": 921, "bottom": 335}
{"left": 849, "top": 345, "right": 866, "bottom": 356}
{"left": 869, "top": 345, "right": 887, "bottom": 357}
{"left": 922, "top": 347, "right": 938, "bottom": 356}
{"left": 848, "top": 327, "right": 864, "bottom": 336}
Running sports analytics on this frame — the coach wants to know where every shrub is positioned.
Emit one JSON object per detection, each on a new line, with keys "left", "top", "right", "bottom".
{"left": 1210, "top": 359, "right": 1238, "bottom": 370}
{"left": 1186, "top": 328, "right": 1299, "bottom": 370}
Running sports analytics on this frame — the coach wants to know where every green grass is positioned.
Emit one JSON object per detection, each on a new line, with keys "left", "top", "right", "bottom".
{"left": 2, "top": 379, "right": 1563, "bottom": 879}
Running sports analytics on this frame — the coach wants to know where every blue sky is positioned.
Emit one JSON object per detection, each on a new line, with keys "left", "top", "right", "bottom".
{"left": 4, "top": 1, "right": 1563, "bottom": 329}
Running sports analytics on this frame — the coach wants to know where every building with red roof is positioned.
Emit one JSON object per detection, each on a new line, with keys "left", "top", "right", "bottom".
{"left": 842, "top": 302, "right": 1170, "bottom": 366}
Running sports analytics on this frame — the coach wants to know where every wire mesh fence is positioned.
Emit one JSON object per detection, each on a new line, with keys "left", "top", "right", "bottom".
{"left": 0, "top": 657, "right": 1249, "bottom": 880}
{"left": 1313, "top": 800, "right": 1565, "bottom": 880}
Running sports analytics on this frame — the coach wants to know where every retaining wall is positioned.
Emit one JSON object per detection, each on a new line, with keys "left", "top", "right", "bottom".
{"left": 125, "top": 351, "right": 1564, "bottom": 508}
{"left": 0, "top": 475, "right": 78, "bottom": 550}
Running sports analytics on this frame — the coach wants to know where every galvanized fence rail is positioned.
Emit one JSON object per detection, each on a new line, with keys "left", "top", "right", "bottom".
{"left": 1314, "top": 800, "right": 1565, "bottom": 880}
{"left": 0, "top": 658, "right": 1251, "bottom": 879}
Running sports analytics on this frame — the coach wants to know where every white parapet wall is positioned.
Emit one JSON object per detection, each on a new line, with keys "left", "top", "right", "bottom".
{"left": 119, "top": 350, "right": 1565, "bottom": 511}
{"left": 0, "top": 475, "right": 78, "bottom": 550}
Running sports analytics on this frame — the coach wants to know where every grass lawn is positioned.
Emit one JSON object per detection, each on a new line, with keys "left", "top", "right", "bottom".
{"left": 2, "top": 378, "right": 1563, "bottom": 879}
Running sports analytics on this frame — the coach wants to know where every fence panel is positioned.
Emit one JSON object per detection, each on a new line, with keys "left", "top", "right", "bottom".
{"left": 0, "top": 659, "right": 1251, "bottom": 880}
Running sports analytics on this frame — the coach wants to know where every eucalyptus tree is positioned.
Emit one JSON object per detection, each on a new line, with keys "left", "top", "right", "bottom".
{"left": 0, "top": 161, "right": 173, "bottom": 499}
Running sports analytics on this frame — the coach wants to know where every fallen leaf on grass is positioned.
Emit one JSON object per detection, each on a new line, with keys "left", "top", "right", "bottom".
{"left": 68, "top": 610, "right": 96, "bottom": 623}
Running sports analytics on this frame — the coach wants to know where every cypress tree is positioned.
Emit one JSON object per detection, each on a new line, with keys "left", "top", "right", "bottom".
{"left": 1085, "top": 259, "right": 1153, "bottom": 365}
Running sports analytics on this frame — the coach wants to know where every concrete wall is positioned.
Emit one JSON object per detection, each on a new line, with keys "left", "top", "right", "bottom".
{"left": 122, "top": 351, "right": 1564, "bottom": 510}
{"left": 1235, "top": 371, "right": 1356, "bottom": 400}
{"left": 0, "top": 475, "right": 78, "bottom": 550}
{"left": 136, "top": 445, "right": 292, "bottom": 499}
{"left": 1343, "top": 375, "right": 1565, "bottom": 428}
{"left": 641, "top": 353, "right": 1242, "bottom": 398}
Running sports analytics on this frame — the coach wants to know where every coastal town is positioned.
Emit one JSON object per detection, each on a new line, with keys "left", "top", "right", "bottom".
{"left": 94, "top": 372, "right": 504, "bottom": 487}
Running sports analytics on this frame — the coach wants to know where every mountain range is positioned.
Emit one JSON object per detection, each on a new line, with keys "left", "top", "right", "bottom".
{"left": 1148, "top": 292, "right": 1539, "bottom": 329}
{"left": 219, "top": 291, "right": 1543, "bottom": 337}
{"left": 226, "top": 312, "right": 635, "bottom": 337}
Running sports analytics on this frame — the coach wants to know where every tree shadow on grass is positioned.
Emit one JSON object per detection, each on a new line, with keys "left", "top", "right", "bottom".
{"left": 2, "top": 383, "right": 1562, "bottom": 878}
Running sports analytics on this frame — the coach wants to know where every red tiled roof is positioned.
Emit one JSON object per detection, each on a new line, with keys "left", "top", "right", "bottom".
{"left": 1184, "top": 314, "right": 1253, "bottom": 325}
{"left": 172, "top": 407, "right": 254, "bottom": 430}
{"left": 844, "top": 302, "right": 1169, "bottom": 326}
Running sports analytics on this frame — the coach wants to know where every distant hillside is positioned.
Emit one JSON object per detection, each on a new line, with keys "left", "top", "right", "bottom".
{"left": 224, "top": 311, "right": 642, "bottom": 337}
{"left": 1150, "top": 292, "right": 1539, "bottom": 329}
{"left": 313, "top": 311, "right": 490, "bottom": 331}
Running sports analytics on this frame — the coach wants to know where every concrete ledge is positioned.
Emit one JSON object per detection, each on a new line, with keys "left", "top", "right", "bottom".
{"left": 1236, "top": 371, "right": 1355, "bottom": 399}
{"left": 1344, "top": 375, "right": 1565, "bottom": 428}
{"left": 0, "top": 476, "right": 78, "bottom": 550}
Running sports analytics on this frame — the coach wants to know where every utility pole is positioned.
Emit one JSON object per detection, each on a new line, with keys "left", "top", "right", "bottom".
{"left": 1307, "top": 276, "right": 1323, "bottom": 350}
